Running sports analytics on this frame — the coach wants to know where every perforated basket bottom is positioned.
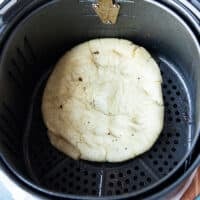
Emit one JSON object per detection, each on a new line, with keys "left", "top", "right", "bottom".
{"left": 23, "top": 55, "right": 192, "bottom": 197}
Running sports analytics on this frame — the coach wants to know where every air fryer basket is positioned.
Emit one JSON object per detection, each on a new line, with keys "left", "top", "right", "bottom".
{"left": 0, "top": 0, "right": 199, "bottom": 199}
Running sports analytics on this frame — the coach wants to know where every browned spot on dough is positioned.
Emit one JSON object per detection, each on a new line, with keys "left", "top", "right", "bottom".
{"left": 78, "top": 77, "right": 83, "bottom": 81}
{"left": 59, "top": 105, "right": 63, "bottom": 109}
{"left": 107, "top": 132, "right": 110, "bottom": 135}
{"left": 93, "top": 51, "right": 99, "bottom": 54}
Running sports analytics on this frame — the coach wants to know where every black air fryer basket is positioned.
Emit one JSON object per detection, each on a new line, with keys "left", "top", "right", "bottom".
{"left": 0, "top": 0, "right": 199, "bottom": 199}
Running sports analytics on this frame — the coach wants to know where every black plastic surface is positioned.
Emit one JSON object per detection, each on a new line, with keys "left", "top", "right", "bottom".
{"left": 190, "top": 0, "right": 200, "bottom": 10}
{"left": 0, "top": 0, "right": 10, "bottom": 10}
{"left": 0, "top": 0, "right": 199, "bottom": 199}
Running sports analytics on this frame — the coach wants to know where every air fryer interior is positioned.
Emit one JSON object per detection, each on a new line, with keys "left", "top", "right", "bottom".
{"left": 0, "top": 0, "right": 199, "bottom": 198}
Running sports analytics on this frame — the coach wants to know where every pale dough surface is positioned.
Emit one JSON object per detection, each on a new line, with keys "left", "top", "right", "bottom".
{"left": 42, "top": 38, "right": 164, "bottom": 162}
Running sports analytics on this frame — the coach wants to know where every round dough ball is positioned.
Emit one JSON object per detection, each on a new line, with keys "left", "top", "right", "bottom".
{"left": 42, "top": 38, "right": 164, "bottom": 162}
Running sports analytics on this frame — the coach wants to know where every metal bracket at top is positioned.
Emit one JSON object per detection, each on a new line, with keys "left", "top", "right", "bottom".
{"left": 92, "top": 0, "right": 120, "bottom": 24}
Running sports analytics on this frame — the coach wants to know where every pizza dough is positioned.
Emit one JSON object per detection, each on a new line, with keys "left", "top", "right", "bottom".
{"left": 42, "top": 38, "right": 164, "bottom": 162}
